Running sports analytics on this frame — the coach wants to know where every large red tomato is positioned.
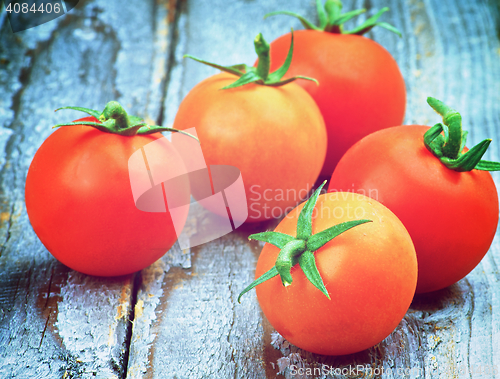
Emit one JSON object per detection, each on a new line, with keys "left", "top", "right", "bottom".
{"left": 173, "top": 72, "right": 326, "bottom": 222}
{"left": 25, "top": 113, "right": 190, "bottom": 277}
{"left": 249, "top": 190, "right": 417, "bottom": 355}
{"left": 329, "top": 123, "right": 499, "bottom": 293}
{"left": 266, "top": 29, "right": 406, "bottom": 177}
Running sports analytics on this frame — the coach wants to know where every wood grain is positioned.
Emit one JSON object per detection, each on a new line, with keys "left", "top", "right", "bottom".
{"left": 0, "top": 0, "right": 179, "bottom": 377}
{"left": 1, "top": 0, "right": 500, "bottom": 378}
{"left": 129, "top": 0, "right": 500, "bottom": 378}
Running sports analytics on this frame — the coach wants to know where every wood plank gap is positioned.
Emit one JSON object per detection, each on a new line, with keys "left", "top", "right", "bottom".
{"left": 2, "top": 2, "right": 75, "bottom": 135}
{"left": 155, "top": 0, "right": 183, "bottom": 127}
{"left": 122, "top": 272, "right": 143, "bottom": 379}
{"left": 39, "top": 312, "right": 51, "bottom": 350}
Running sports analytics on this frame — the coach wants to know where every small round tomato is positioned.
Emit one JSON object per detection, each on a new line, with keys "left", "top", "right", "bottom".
{"left": 25, "top": 105, "right": 190, "bottom": 277}
{"left": 174, "top": 35, "right": 327, "bottom": 222}
{"left": 265, "top": 4, "right": 406, "bottom": 177}
{"left": 329, "top": 98, "right": 499, "bottom": 293}
{"left": 246, "top": 188, "right": 417, "bottom": 356}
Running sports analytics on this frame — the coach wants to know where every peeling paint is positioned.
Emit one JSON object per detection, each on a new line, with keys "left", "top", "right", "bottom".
{"left": 116, "top": 284, "right": 131, "bottom": 321}
{"left": 0, "top": 212, "right": 10, "bottom": 224}
{"left": 134, "top": 299, "right": 144, "bottom": 319}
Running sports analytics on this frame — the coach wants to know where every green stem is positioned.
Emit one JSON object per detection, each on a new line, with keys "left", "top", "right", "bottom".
{"left": 427, "top": 97, "right": 462, "bottom": 159}
{"left": 424, "top": 97, "right": 500, "bottom": 172}
{"left": 324, "top": 0, "right": 342, "bottom": 21}
{"left": 100, "top": 101, "right": 130, "bottom": 131}
{"left": 324, "top": 0, "right": 343, "bottom": 33}
{"left": 265, "top": 0, "right": 401, "bottom": 37}
{"left": 254, "top": 33, "right": 270, "bottom": 81}
{"left": 53, "top": 102, "right": 198, "bottom": 141}
{"left": 275, "top": 239, "right": 307, "bottom": 286}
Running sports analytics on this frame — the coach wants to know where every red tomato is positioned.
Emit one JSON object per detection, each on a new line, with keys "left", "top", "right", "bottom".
{"left": 25, "top": 117, "right": 190, "bottom": 277}
{"left": 254, "top": 192, "right": 417, "bottom": 355}
{"left": 329, "top": 125, "right": 499, "bottom": 293}
{"left": 173, "top": 72, "right": 327, "bottom": 222}
{"left": 266, "top": 30, "right": 406, "bottom": 177}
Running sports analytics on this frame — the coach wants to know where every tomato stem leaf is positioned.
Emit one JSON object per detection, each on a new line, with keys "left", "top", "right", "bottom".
{"left": 55, "top": 106, "right": 101, "bottom": 119}
{"left": 237, "top": 266, "right": 279, "bottom": 303}
{"left": 298, "top": 250, "right": 330, "bottom": 299}
{"left": 183, "top": 54, "right": 247, "bottom": 77}
{"left": 238, "top": 183, "right": 372, "bottom": 302}
{"left": 316, "top": 0, "right": 329, "bottom": 29}
{"left": 475, "top": 160, "right": 500, "bottom": 171}
{"left": 307, "top": 219, "right": 372, "bottom": 251}
{"left": 53, "top": 121, "right": 115, "bottom": 133}
{"left": 264, "top": 11, "right": 321, "bottom": 31}
{"left": 424, "top": 97, "right": 500, "bottom": 171}
{"left": 249, "top": 231, "right": 295, "bottom": 249}
{"left": 423, "top": 123, "right": 446, "bottom": 158}
{"left": 266, "top": 76, "right": 318, "bottom": 87}
{"left": 184, "top": 31, "right": 317, "bottom": 88}
{"left": 221, "top": 71, "right": 262, "bottom": 89}
{"left": 296, "top": 181, "right": 326, "bottom": 240}
{"left": 53, "top": 102, "right": 198, "bottom": 140}
{"left": 267, "top": 29, "right": 295, "bottom": 82}
{"left": 343, "top": 8, "right": 402, "bottom": 37}
{"left": 440, "top": 139, "right": 493, "bottom": 172}
{"left": 265, "top": 0, "right": 401, "bottom": 37}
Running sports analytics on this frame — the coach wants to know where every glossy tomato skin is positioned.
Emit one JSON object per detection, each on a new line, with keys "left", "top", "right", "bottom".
{"left": 255, "top": 192, "right": 417, "bottom": 356}
{"left": 173, "top": 72, "right": 327, "bottom": 222}
{"left": 25, "top": 117, "right": 190, "bottom": 277}
{"left": 267, "top": 30, "right": 406, "bottom": 177}
{"left": 329, "top": 125, "right": 499, "bottom": 293}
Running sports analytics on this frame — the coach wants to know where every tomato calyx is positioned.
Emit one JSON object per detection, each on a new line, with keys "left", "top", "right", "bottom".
{"left": 53, "top": 101, "right": 198, "bottom": 140}
{"left": 265, "top": 0, "right": 401, "bottom": 37}
{"left": 424, "top": 97, "right": 500, "bottom": 172}
{"left": 184, "top": 31, "right": 318, "bottom": 89}
{"left": 238, "top": 181, "right": 371, "bottom": 302}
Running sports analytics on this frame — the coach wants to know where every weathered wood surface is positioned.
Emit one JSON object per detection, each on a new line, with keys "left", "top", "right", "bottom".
{"left": 1, "top": 0, "right": 500, "bottom": 378}
{"left": 0, "top": 0, "right": 177, "bottom": 377}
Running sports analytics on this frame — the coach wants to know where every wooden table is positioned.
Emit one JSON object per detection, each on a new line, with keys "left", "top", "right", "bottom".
{"left": 1, "top": 0, "right": 500, "bottom": 377}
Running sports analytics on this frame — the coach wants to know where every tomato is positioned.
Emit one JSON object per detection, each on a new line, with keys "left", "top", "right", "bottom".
{"left": 329, "top": 124, "right": 499, "bottom": 293}
{"left": 266, "top": 28, "right": 406, "bottom": 177}
{"left": 245, "top": 188, "right": 417, "bottom": 355}
{"left": 173, "top": 72, "right": 326, "bottom": 222}
{"left": 25, "top": 115, "right": 190, "bottom": 277}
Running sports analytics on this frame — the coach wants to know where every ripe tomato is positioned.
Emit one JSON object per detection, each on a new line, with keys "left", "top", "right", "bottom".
{"left": 266, "top": 30, "right": 406, "bottom": 177}
{"left": 252, "top": 191, "right": 417, "bottom": 355}
{"left": 25, "top": 116, "right": 190, "bottom": 277}
{"left": 173, "top": 72, "right": 327, "bottom": 222}
{"left": 329, "top": 124, "right": 499, "bottom": 293}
